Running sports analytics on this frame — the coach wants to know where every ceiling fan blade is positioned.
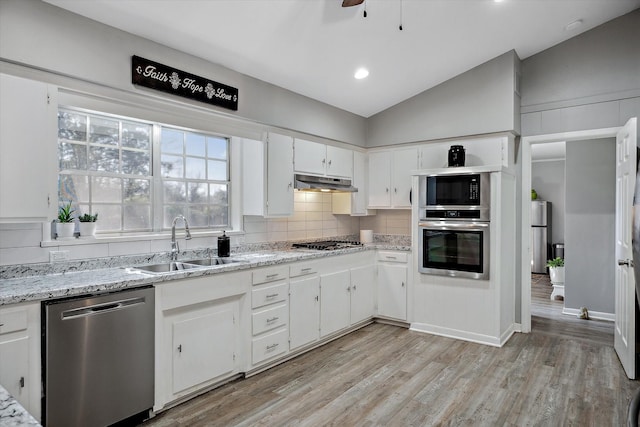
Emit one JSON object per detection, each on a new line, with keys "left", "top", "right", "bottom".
{"left": 342, "top": 0, "right": 364, "bottom": 7}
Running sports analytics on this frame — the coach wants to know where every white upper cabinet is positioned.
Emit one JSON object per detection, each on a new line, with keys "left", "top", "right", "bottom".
{"left": 368, "top": 147, "right": 418, "bottom": 209}
{"left": 0, "top": 74, "right": 58, "bottom": 222}
{"left": 294, "top": 138, "right": 353, "bottom": 178}
{"left": 332, "top": 151, "right": 376, "bottom": 216}
{"left": 241, "top": 133, "right": 294, "bottom": 217}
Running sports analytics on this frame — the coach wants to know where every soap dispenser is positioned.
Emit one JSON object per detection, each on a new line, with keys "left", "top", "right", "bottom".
{"left": 217, "top": 231, "right": 230, "bottom": 257}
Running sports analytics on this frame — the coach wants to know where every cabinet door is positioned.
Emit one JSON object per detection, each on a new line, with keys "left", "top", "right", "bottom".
{"left": 326, "top": 145, "right": 353, "bottom": 178}
{"left": 350, "top": 265, "right": 376, "bottom": 324}
{"left": 266, "top": 133, "right": 294, "bottom": 216}
{"left": 0, "top": 74, "right": 57, "bottom": 221}
{"left": 294, "top": 138, "right": 326, "bottom": 176}
{"left": 320, "top": 270, "right": 351, "bottom": 337}
{"left": 289, "top": 275, "right": 320, "bottom": 350}
{"left": 377, "top": 264, "right": 407, "bottom": 320}
{"left": 368, "top": 151, "right": 391, "bottom": 207}
{"left": 391, "top": 148, "right": 418, "bottom": 208}
{"left": 171, "top": 307, "right": 235, "bottom": 394}
{"left": 0, "top": 337, "right": 30, "bottom": 410}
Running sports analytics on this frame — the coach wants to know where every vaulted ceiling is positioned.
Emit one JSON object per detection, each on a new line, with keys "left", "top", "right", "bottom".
{"left": 44, "top": 0, "right": 640, "bottom": 118}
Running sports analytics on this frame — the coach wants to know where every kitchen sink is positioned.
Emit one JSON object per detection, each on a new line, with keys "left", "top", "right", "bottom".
{"left": 182, "top": 257, "right": 241, "bottom": 266}
{"left": 132, "top": 261, "right": 202, "bottom": 274}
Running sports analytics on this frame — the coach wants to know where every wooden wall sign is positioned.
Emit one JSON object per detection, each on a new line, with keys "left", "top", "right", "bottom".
{"left": 132, "top": 55, "right": 238, "bottom": 111}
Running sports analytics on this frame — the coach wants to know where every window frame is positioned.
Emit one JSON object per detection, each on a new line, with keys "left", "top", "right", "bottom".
{"left": 57, "top": 106, "right": 233, "bottom": 236}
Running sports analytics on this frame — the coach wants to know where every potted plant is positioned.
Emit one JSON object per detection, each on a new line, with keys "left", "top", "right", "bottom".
{"left": 546, "top": 257, "right": 565, "bottom": 284}
{"left": 56, "top": 202, "right": 76, "bottom": 239}
{"left": 78, "top": 212, "right": 98, "bottom": 238}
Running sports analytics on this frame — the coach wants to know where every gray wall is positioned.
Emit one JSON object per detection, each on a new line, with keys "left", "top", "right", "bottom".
{"left": 366, "top": 50, "right": 520, "bottom": 147}
{"left": 564, "top": 138, "right": 616, "bottom": 314}
{"left": 521, "top": 9, "right": 640, "bottom": 136}
{"left": 0, "top": 0, "right": 367, "bottom": 147}
{"left": 531, "top": 160, "right": 565, "bottom": 246}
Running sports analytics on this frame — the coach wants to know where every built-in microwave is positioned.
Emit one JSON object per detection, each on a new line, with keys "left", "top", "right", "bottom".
{"left": 419, "top": 172, "right": 490, "bottom": 221}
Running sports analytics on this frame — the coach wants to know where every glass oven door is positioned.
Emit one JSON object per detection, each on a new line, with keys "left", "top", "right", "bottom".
{"left": 418, "top": 221, "right": 490, "bottom": 280}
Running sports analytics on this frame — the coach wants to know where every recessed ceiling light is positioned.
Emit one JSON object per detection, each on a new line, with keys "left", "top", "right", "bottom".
{"left": 354, "top": 68, "right": 369, "bottom": 80}
{"left": 494, "top": 0, "right": 505, "bottom": 3}
{"left": 565, "top": 19, "right": 583, "bottom": 31}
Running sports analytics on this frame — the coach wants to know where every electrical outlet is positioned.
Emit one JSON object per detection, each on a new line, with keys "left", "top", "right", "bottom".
{"left": 49, "top": 250, "right": 69, "bottom": 262}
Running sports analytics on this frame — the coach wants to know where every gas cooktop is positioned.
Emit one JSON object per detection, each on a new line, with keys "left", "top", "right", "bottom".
{"left": 291, "top": 240, "right": 362, "bottom": 251}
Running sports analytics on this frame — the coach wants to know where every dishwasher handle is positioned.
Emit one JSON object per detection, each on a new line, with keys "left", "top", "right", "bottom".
{"left": 61, "top": 297, "right": 146, "bottom": 319}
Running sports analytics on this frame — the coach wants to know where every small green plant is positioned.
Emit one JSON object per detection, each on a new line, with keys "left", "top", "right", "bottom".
{"left": 57, "top": 202, "right": 74, "bottom": 223}
{"left": 546, "top": 257, "right": 564, "bottom": 268}
{"left": 78, "top": 212, "right": 98, "bottom": 222}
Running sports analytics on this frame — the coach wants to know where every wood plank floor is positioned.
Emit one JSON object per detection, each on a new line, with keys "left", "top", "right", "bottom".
{"left": 142, "top": 276, "right": 639, "bottom": 426}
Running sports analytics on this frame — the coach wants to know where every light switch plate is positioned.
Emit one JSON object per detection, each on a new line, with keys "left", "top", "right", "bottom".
{"left": 49, "top": 250, "right": 69, "bottom": 262}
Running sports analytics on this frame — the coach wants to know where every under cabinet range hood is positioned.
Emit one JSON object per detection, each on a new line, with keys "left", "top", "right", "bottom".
{"left": 294, "top": 174, "right": 358, "bottom": 192}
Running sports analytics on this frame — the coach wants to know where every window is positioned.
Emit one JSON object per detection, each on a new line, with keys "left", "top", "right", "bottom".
{"left": 58, "top": 108, "right": 230, "bottom": 234}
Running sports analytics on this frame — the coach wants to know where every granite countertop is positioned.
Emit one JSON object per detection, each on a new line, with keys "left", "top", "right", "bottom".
{"left": 0, "top": 243, "right": 411, "bottom": 305}
{"left": 0, "top": 386, "right": 40, "bottom": 426}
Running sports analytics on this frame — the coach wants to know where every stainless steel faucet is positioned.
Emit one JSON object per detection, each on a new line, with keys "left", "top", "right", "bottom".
{"left": 170, "top": 215, "right": 192, "bottom": 261}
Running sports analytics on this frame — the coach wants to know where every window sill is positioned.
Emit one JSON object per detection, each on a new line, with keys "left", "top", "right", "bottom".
{"left": 40, "top": 229, "right": 243, "bottom": 248}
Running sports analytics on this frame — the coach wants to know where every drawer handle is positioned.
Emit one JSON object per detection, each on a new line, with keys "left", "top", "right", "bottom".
{"left": 266, "top": 343, "right": 279, "bottom": 351}
{"left": 301, "top": 267, "right": 312, "bottom": 272}
{"left": 266, "top": 293, "right": 279, "bottom": 299}
{"left": 266, "top": 273, "right": 280, "bottom": 279}
{"left": 266, "top": 316, "right": 279, "bottom": 324}
{"left": 386, "top": 256, "right": 397, "bottom": 260}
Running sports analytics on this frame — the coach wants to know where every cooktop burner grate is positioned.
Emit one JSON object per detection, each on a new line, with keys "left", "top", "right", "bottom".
{"left": 291, "top": 240, "right": 362, "bottom": 250}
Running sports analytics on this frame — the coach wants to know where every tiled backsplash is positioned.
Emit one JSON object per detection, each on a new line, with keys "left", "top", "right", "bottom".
{"left": 0, "top": 192, "right": 411, "bottom": 266}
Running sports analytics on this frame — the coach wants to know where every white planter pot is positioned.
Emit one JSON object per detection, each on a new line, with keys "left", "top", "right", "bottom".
{"left": 79, "top": 222, "right": 97, "bottom": 238}
{"left": 549, "top": 266, "right": 565, "bottom": 284}
{"left": 56, "top": 222, "right": 75, "bottom": 239}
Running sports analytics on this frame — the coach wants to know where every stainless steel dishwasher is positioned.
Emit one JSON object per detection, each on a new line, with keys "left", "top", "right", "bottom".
{"left": 43, "top": 286, "right": 154, "bottom": 427}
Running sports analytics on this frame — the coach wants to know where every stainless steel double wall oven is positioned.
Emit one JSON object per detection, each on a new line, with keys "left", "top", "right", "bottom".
{"left": 418, "top": 172, "right": 491, "bottom": 280}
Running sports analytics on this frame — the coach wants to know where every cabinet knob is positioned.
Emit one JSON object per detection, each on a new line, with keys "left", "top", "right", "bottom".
{"left": 347, "top": 286, "right": 351, "bottom": 292}
{"left": 328, "top": 160, "right": 332, "bottom": 166}
{"left": 401, "top": 282, "right": 405, "bottom": 287}
{"left": 19, "top": 377, "right": 25, "bottom": 388}
{"left": 315, "top": 295, "right": 319, "bottom": 301}
{"left": 353, "top": 284, "right": 357, "bottom": 291}
{"left": 394, "top": 188, "right": 398, "bottom": 193}
{"left": 322, "top": 158, "right": 326, "bottom": 165}
{"left": 386, "top": 188, "right": 389, "bottom": 193}
{"left": 177, "top": 344, "right": 182, "bottom": 353}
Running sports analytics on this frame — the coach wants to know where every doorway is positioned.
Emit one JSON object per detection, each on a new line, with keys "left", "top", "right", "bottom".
{"left": 520, "top": 126, "right": 622, "bottom": 333}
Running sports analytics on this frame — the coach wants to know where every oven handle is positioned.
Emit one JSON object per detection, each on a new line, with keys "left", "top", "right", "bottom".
{"left": 418, "top": 221, "right": 490, "bottom": 230}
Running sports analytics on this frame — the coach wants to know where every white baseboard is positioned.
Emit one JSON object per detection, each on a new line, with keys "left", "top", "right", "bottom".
{"left": 562, "top": 307, "right": 614, "bottom": 322}
{"left": 409, "top": 322, "right": 517, "bottom": 347}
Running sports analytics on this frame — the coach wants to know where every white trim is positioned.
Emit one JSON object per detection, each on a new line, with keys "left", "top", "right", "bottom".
{"left": 562, "top": 307, "right": 615, "bottom": 322}
{"left": 409, "top": 322, "right": 516, "bottom": 348}
{"left": 521, "top": 126, "right": 621, "bottom": 334}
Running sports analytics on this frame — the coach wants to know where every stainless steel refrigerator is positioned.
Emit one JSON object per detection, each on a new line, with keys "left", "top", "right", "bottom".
{"left": 531, "top": 200, "right": 552, "bottom": 273}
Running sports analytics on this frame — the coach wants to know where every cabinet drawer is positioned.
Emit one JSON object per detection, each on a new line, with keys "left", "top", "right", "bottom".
{"left": 252, "top": 329, "right": 288, "bottom": 365}
{"left": 0, "top": 308, "right": 28, "bottom": 335}
{"left": 252, "top": 266, "right": 288, "bottom": 285}
{"left": 252, "top": 304, "right": 288, "bottom": 335}
{"left": 252, "top": 283, "right": 288, "bottom": 309}
{"left": 377, "top": 251, "right": 408, "bottom": 263}
{"left": 289, "top": 263, "right": 318, "bottom": 278}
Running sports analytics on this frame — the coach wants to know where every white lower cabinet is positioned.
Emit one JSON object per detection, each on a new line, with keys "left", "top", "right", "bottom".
{"left": 170, "top": 303, "right": 237, "bottom": 395}
{"left": 350, "top": 265, "right": 376, "bottom": 324}
{"left": 0, "top": 302, "right": 41, "bottom": 421}
{"left": 377, "top": 251, "right": 409, "bottom": 321}
{"left": 320, "top": 270, "right": 351, "bottom": 337}
{"left": 289, "top": 274, "right": 320, "bottom": 350}
{"left": 155, "top": 272, "right": 249, "bottom": 409}
{"left": 250, "top": 265, "right": 289, "bottom": 367}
